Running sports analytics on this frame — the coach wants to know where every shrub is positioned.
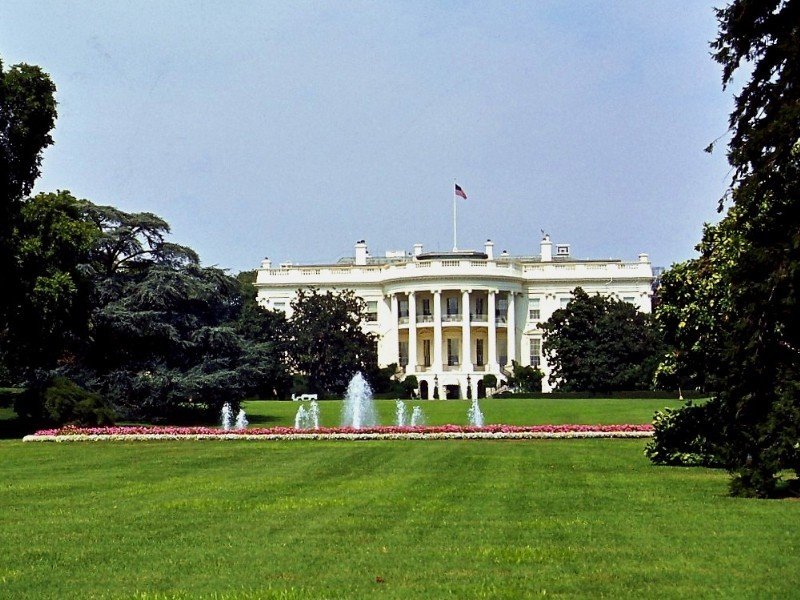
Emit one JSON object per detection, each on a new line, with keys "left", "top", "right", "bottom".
{"left": 644, "top": 399, "right": 723, "bottom": 467}
{"left": 43, "top": 377, "right": 116, "bottom": 426}
{"left": 482, "top": 374, "right": 497, "bottom": 389}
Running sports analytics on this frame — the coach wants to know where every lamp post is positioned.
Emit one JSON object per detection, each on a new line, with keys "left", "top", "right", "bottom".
{"left": 433, "top": 375, "right": 439, "bottom": 400}
{"left": 466, "top": 374, "right": 472, "bottom": 400}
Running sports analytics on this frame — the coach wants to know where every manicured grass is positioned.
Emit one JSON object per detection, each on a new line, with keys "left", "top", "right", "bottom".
{"left": 242, "top": 397, "right": 687, "bottom": 428}
{"left": 1, "top": 439, "right": 797, "bottom": 598}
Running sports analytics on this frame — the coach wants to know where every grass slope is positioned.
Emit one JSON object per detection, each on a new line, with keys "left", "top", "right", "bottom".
{"left": 242, "top": 398, "right": 687, "bottom": 429}
{"left": 1, "top": 439, "right": 797, "bottom": 598}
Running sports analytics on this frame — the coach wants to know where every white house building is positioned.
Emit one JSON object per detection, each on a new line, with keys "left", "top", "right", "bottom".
{"left": 254, "top": 235, "right": 653, "bottom": 398}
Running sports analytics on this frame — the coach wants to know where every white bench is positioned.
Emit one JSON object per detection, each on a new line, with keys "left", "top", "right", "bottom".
{"left": 291, "top": 393, "right": 318, "bottom": 401}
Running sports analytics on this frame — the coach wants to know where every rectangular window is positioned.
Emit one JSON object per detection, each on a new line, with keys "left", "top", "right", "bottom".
{"left": 447, "top": 338, "right": 459, "bottom": 366}
{"left": 530, "top": 338, "right": 541, "bottom": 368}
{"left": 475, "top": 297, "right": 485, "bottom": 317}
{"left": 366, "top": 301, "right": 378, "bottom": 322}
{"left": 423, "top": 339, "right": 431, "bottom": 367}
{"left": 273, "top": 301, "right": 287, "bottom": 312}
{"left": 399, "top": 341, "right": 409, "bottom": 367}
{"left": 476, "top": 339, "right": 484, "bottom": 366}
{"left": 399, "top": 299, "right": 409, "bottom": 318}
{"left": 560, "top": 297, "right": 571, "bottom": 309}
{"left": 446, "top": 297, "right": 458, "bottom": 316}
{"left": 422, "top": 298, "right": 431, "bottom": 316}
{"left": 623, "top": 296, "right": 635, "bottom": 305}
{"left": 528, "top": 298, "right": 540, "bottom": 321}
{"left": 496, "top": 296, "right": 508, "bottom": 323}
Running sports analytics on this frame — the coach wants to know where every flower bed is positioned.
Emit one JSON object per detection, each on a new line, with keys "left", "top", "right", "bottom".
{"left": 23, "top": 423, "right": 653, "bottom": 442}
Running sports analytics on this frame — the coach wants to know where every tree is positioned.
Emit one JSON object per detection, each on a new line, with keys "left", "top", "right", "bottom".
{"left": 653, "top": 222, "right": 737, "bottom": 394}
{"left": 665, "top": 0, "right": 800, "bottom": 496}
{"left": 6, "top": 191, "right": 98, "bottom": 375}
{"left": 0, "top": 58, "right": 58, "bottom": 378}
{"left": 542, "top": 287, "right": 664, "bottom": 393}
{"left": 505, "top": 361, "right": 544, "bottom": 394}
{"left": 287, "top": 289, "right": 378, "bottom": 396}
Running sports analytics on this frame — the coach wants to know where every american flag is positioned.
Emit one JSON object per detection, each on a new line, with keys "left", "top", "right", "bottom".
{"left": 455, "top": 184, "right": 467, "bottom": 199}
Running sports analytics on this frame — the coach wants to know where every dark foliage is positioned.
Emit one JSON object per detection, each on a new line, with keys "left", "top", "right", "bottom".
{"left": 542, "top": 288, "right": 664, "bottom": 393}
{"left": 287, "top": 289, "right": 378, "bottom": 396}
{"left": 645, "top": 399, "right": 725, "bottom": 467}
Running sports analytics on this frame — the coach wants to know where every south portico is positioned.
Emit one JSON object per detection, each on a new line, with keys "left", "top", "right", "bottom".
{"left": 384, "top": 274, "right": 524, "bottom": 399}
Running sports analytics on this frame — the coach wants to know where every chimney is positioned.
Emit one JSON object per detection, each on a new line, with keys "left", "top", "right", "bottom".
{"left": 638, "top": 252, "right": 649, "bottom": 263}
{"left": 413, "top": 243, "right": 423, "bottom": 257}
{"left": 260, "top": 257, "right": 271, "bottom": 269}
{"left": 540, "top": 234, "right": 552, "bottom": 262}
{"left": 355, "top": 240, "right": 368, "bottom": 266}
{"left": 484, "top": 239, "right": 494, "bottom": 260}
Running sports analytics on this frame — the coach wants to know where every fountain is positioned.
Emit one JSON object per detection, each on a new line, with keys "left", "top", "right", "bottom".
{"left": 467, "top": 397, "right": 484, "bottom": 427}
{"left": 341, "top": 372, "right": 378, "bottom": 429}
{"left": 221, "top": 402, "right": 233, "bottom": 430}
{"left": 410, "top": 405, "right": 425, "bottom": 426}
{"left": 308, "top": 400, "right": 320, "bottom": 430}
{"left": 294, "top": 405, "right": 308, "bottom": 429}
{"left": 235, "top": 409, "right": 248, "bottom": 430}
{"left": 395, "top": 399, "right": 408, "bottom": 426}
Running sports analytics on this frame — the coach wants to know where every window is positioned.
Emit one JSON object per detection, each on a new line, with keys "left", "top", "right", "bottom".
{"left": 399, "top": 341, "right": 408, "bottom": 367}
{"left": 423, "top": 339, "right": 431, "bottom": 367}
{"left": 528, "top": 298, "right": 540, "bottom": 321}
{"left": 560, "top": 297, "right": 571, "bottom": 309}
{"left": 476, "top": 339, "right": 484, "bottom": 366}
{"left": 447, "top": 338, "right": 459, "bottom": 366}
{"left": 422, "top": 298, "right": 431, "bottom": 316}
{"left": 496, "top": 296, "right": 508, "bottom": 319}
{"left": 366, "top": 301, "right": 378, "bottom": 322}
{"left": 446, "top": 297, "right": 458, "bottom": 316}
{"left": 273, "top": 301, "right": 287, "bottom": 312}
{"left": 623, "top": 296, "right": 635, "bottom": 305}
{"left": 530, "top": 338, "right": 541, "bottom": 368}
{"left": 399, "top": 299, "right": 409, "bottom": 318}
{"left": 475, "top": 297, "right": 485, "bottom": 317}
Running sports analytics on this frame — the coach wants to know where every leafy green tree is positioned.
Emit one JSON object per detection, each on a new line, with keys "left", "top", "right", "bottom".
{"left": 661, "top": 0, "right": 800, "bottom": 497}
{"left": 542, "top": 287, "right": 664, "bottom": 393}
{"left": 287, "top": 289, "right": 378, "bottom": 396}
{"left": 0, "top": 58, "right": 58, "bottom": 377}
{"left": 1, "top": 191, "right": 99, "bottom": 379}
{"left": 506, "top": 361, "right": 544, "bottom": 394}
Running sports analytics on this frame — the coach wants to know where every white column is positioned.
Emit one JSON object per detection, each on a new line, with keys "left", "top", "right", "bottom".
{"left": 506, "top": 292, "right": 516, "bottom": 368}
{"left": 433, "top": 290, "right": 443, "bottom": 372}
{"left": 461, "top": 289, "right": 472, "bottom": 371}
{"left": 390, "top": 294, "right": 400, "bottom": 365}
{"left": 408, "top": 292, "right": 417, "bottom": 371}
{"left": 488, "top": 290, "right": 498, "bottom": 371}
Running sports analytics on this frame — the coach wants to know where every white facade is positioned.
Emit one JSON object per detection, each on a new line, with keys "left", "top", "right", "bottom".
{"left": 255, "top": 235, "right": 653, "bottom": 398}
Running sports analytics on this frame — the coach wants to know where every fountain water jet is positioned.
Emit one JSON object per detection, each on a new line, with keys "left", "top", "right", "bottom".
{"left": 410, "top": 405, "right": 425, "bottom": 426}
{"left": 395, "top": 400, "right": 408, "bottom": 426}
{"left": 467, "top": 397, "right": 484, "bottom": 427}
{"left": 308, "top": 400, "right": 320, "bottom": 430}
{"left": 221, "top": 402, "right": 233, "bottom": 430}
{"left": 235, "top": 409, "right": 248, "bottom": 430}
{"left": 294, "top": 405, "right": 309, "bottom": 429}
{"left": 341, "top": 372, "right": 378, "bottom": 429}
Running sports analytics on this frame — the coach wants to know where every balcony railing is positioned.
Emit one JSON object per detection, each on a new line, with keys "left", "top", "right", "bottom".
{"left": 471, "top": 313, "right": 488, "bottom": 322}
{"left": 398, "top": 316, "right": 410, "bottom": 324}
{"left": 442, "top": 313, "right": 462, "bottom": 323}
{"left": 417, "top": 314, "right": 434, "bottom": 324}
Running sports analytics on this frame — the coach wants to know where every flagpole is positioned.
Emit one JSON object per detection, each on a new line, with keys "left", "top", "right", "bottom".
{"left": 453, "top": 179, "right": 457, "bottom": 252}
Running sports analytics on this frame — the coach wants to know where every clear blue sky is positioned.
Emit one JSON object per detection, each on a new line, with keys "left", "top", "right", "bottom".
{"left": 2, "top": 1, "right": 731, "bottom": 271}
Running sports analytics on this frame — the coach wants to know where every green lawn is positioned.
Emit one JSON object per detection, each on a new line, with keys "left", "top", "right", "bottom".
{"left": 242, "top": 397, "right": 687, "bottom": 428}
{"left": 1, "top": 438, "right": 798, "bottom": 599}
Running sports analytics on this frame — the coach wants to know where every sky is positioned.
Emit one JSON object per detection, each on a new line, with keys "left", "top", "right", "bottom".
{"left": 2, "top": 1, "right": 733, "bottom": 272}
